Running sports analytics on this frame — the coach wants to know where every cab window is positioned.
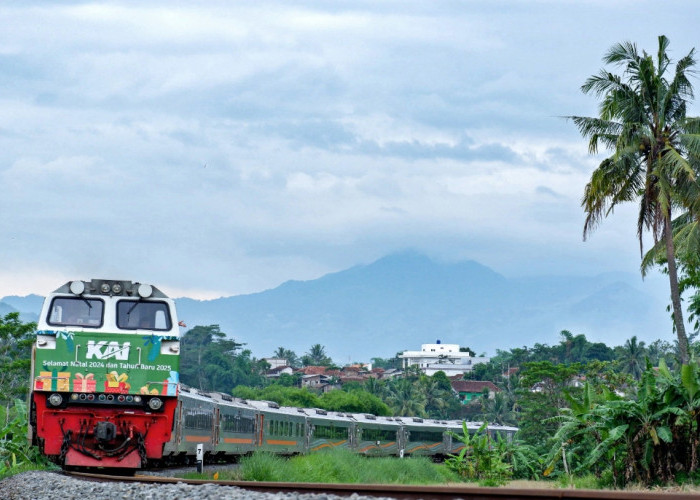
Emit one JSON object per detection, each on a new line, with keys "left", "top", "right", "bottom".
{"left": 117, "top": 300, "right": 172, "bottom": 331}
{"left": 47, "top": 297, "right": 104, "bottom": 328}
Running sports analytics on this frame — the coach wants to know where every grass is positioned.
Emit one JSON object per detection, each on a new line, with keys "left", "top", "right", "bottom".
{"left": 0, "top": 461, "right": 57, "bottom": 481}
{"left": 184, "top": 449, "right": 458, "bottom": 484}
{"left": 0, "top": 399, "right": 59, "bottom": 480}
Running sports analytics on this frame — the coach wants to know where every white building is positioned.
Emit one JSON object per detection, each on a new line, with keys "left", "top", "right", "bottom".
{"left": 263, "top": 357, "right": 289, "bottom": 369}
{"left": 398, "top": 341, "right": 489, "bottom": 376}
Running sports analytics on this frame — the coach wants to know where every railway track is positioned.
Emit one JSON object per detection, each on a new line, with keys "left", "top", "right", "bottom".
{"left": 65, "top": 471, "right": 700, "bottom": 500}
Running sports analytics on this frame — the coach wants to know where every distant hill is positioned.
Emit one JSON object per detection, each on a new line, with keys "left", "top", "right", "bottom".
{"left": 174, "top": 252, "right": 671, "bottom": 362}
{"left": 2, "top": 254, "right": 672, "bottom": 361}
{"left": 0, "top": 301, "right": 16, "bottom": 317}
{"left": 0, "top": 294, "right": 42, "bottom": 323}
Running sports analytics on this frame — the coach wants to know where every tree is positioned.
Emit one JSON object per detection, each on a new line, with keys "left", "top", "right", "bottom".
{"left": 301, "top": 343, "right": 333, "bottom": 367}
{"left": 273, "top": 347, "right": 301, "bottom": 368}
{"left": 363, "top": 377, "right": 387, "bottom": 398}
{"left": 370, "top": 354, "right": 401, "bottom": 370}
{"left": 459, "top": 346, "right": 476, "bottom": 356}
{"left": 615, "top": 336, "right": 647, "bottom": 380}
{"left": 0, "top": 313, "right": 34, "bottom": 410}
{"left": 386, "top": 378, "right": 427, "bottom": 417}
{"left": 319, "top": 389, "right": 390, "bottom": 415}
{"left": 480, "top": 392, "right": 516, "bottom": 426}
{"left": 572, "top": 35, "right": 699, "bottom": 363}
{"left": 179, "top": 325, "right": 268, "bottom": 391}
{"left": 517, "top": 361, "right": 582, "bottom": 451}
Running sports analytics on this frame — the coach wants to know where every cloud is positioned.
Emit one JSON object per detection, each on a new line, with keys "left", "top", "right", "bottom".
{"left": 1, "top": 1, "right": 698, "bottom": 302}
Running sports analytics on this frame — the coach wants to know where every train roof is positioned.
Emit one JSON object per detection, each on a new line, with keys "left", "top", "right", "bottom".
{"left": 180, "top": 388, "right": 268, "bottom": 414}
{"left": 179, "top": 389, "right": 519, "bottom": 433}
{"left": 349, "top": 413, "right": 403, "bottom": 427}
{"left": 445, "top": 419, "right": 519, "bottom": 432}
{"left": 302, "top": 409, "right": 356, "bottom": 423}
{"left": 178, "top": 387, "right": 218, "bottom": 404}
{"left": 52, "top": 279, "right": 170, "bottom": 299}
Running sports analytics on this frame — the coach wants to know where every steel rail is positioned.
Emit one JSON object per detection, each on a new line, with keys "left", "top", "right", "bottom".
{"left": 65, "top": 471, "right": 700, "bottom": 500}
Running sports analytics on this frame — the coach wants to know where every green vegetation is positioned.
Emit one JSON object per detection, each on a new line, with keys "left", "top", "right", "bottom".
{"left": 179, "top": 325, "right": 270, "bottom": 391}
{"left": 445, "top": 422, "right": 511, "bottom": 486}
{"left": 232, "top": 384, "right": 391, "bottom": 416}
{"left": 301, "top": 344, "right": 334, "bottom": 367}
{"left": 539, "top": 360, "right": 700, "bottom": 487}
{"left": 0, "top": 312, "right": 34, "bottom": 419}
{"left": 0, "top": 400, "right": 56, "bottom": 479}
{"left": 186, "top": 449, "right": 457, "bottom": 484}
{"left": 571, "top": 35, "right": 700, "bottom": 363}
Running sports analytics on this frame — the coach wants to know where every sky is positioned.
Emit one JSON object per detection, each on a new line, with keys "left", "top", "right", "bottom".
{"left": 0, "top": 1, "right": 698, "bottom": 301}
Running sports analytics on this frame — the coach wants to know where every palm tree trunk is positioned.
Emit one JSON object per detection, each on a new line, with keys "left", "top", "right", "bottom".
{"left": 664, "top": 214, "right": 689, "bottom": 364}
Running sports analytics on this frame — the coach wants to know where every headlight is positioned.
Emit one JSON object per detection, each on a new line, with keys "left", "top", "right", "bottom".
{"left": 148, "top": 397, "right": 163, "bottom": 410}
{"left": 161, "top": 340, "right": 180, "bottom": 355}
{"left": 48, "top": 393, "right": 63, "bottom": 407}
{"left": 70, "top": 280, "right": 85, "bottom": 295}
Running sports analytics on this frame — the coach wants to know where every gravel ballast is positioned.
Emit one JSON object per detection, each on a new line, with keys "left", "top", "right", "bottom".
{"left": 0, "top": 470, "right": 395, "bottom": 500}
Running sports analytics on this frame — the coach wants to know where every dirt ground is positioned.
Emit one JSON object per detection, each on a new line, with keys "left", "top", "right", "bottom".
{"left": 505, "top": 480, "right": 700, "bottom": 492}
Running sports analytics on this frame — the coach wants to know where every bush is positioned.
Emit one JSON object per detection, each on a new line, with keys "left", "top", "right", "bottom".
{"left": 0, "top": 400, "right": 56, "bottom": 479}
{"left": 444, "top": 422, "right": 512, "bottom": 486}
{"left": 211, "top": 449, "right": 457, "bottom": 484}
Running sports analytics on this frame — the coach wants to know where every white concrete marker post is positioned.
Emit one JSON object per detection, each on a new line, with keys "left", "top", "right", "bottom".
{"left": 196, "top": 443, "right": 204, "bottom": 473}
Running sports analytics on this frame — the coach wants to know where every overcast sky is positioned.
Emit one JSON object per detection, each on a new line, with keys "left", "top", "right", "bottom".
{"left": 1, "top": 1, "right": 697, "bottom": 300}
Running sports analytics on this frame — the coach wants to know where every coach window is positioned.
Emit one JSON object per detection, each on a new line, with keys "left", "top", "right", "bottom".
{"left": 361, "top": 428, "right": 396, "bottom": 442}
{"left": 116, "top": 300, "right": 172, "bottom": 331}
{"left": 408, "top": 430, "right": 443, "bottom": 443}
{"left": 47, "top": 297, "right": 104, "bottom": 328}
{"left": 184, "top": 409, "right": 212, "bottom": 430}
{"left": 222, "top": 413, "right": 254, "bottom": 433}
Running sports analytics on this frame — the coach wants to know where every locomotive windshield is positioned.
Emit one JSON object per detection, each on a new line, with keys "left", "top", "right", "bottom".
{"left": 116, "top": 300, "right": 172, "bottom": 331}
{"left": 47, "top": 297, "right": 104, "bottom": 327}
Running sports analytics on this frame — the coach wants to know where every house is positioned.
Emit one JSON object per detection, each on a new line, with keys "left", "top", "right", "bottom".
{"left": 300, "top": 373, "right": 327, "bottom": 388}
{"left": 398, "top": 341, "right": 489, "bottom": 376}
{"left": 378, "top": 368, "right": 403, "bottom": 379}
{"left": 451, "top": 380, "right": 500, "bottom": 403}
{"left": 265, "top": 365, "right": 294, "bottom": 379}
{"left": 300, "top": 373, "right": 340, "bottom": 392}
{"left": 263, "top": 357, "right": 289, "bottom": 370}
{"left": 295, "top": 366, "right": 328, "bottom": 376}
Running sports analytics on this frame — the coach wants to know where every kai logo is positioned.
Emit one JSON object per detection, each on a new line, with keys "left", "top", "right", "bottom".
{"left": 86, "top": 340, "right": 131, "bottom": 361}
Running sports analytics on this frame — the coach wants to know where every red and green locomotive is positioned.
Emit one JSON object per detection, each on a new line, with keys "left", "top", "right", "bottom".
{"left": 28, "top": 279, "right": 181, "bottom": 469}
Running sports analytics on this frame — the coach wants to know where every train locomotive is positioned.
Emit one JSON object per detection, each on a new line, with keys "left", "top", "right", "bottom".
{"left": 29, "top": 279, "right": 181, "bottom": 468}
{"left": 29, "top": 278, "right": 517, "bottom": 470}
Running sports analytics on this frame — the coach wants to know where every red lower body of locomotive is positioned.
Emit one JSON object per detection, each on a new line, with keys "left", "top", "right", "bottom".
{"left": 31, "top": 392, "right": 177, "bottom": 468}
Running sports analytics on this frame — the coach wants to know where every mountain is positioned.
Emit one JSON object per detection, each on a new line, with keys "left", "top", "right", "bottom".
{"left": 174, "top": 252, "right": 671, "bottom": 361}
{"left": 0, "top": 294, "right": 42, "bottom": 323}
{"left": 0, "top": 301, "right": 16, "bottom": 317}
{"left": 2, "top": 254, "right": 672, "bottom": 361}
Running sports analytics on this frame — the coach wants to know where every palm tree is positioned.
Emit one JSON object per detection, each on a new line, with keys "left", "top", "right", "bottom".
{"left": 571, "top": 35, "right": 699, "bottom": 363}
{"left": 363, "top": 376, "right": 386, "bottom": 398}
{"left": 642, "top": 186, "right": 700, "bottom": 342}
{"left": 617, "top": 336, "right": 647, "bottom": 381}
{"left": 480, "top": 392, "right": 515, "bottom": 426}
{"left": 386, "top": 378, "right": 427, "bottom": 417}
{"left": 419, "top": 375, "right": 448, "bottom": 418}
{"left": 301, "top": 343, "right": 333, "bottom": 367}
{"left": 273, "top": 346, "right": 300, "bottom": 368}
